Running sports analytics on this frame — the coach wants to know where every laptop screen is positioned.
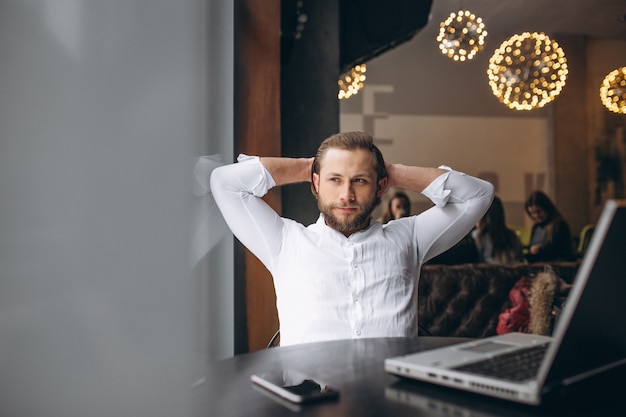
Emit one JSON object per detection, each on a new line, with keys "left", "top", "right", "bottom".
{"left": 542, "top": 200, "right": 626, "bottom": 388}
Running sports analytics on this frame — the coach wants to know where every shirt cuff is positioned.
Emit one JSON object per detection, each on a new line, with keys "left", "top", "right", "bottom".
{"left": 237, "top": 154, "right": 277, "bottom": 196}
{"left": 421, "top": 167, "right": 454, "bottom": 207}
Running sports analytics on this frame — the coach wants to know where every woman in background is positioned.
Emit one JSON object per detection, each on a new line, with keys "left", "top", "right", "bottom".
{"left": 378, "top": 191, "right": 411, "bottom": 223}
{"left": 524, "top": 191, "right": 574, "bottom": 262}
{"left": 472, "top": 196, "right": 524, "bottom": 264}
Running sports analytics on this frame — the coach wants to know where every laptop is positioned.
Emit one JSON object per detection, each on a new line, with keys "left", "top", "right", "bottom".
{"left": 385, "top": 381, "right": 533, "bottom": 417}
{"left": 385, "top": 199, "right": 626, "bottom": 405}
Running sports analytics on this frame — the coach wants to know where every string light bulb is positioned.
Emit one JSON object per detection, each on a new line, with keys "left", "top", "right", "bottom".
{"left": 599, "top": 67, "right": 626, "bottom": 114}
{"left": 487, "top": 32, "right": 568, "bottom": 111}
{"left": 437, "top": 10, "right": 487, "bottom": 62}
{"left": 338, "top": 64, "right": 366, "bottom": 100}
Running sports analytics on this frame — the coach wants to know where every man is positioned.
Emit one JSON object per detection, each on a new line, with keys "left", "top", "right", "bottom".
{"left": 210, "top": 131, "right": 494, "bottom": 346}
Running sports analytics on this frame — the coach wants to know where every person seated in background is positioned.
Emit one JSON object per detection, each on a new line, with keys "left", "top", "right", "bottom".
{"left": 210, "top": 131, "right": 494, "bottom": 346}
{"left": 524, "top": 190, "right": 574, "bottom": 263}
{"left": 377, "top": 191, "right": 411, "bottom": 223}
{"left": 472, "top": 196, "right": 524, "bottom": 264}
{"left": 425, "top": 231, "right": 480, "bottom": 265}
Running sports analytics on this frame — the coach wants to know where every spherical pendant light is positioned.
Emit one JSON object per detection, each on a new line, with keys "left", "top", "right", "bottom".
{"left": 487, "top": 32, "right": 568, "bottom": 111}
{"left": 338, "top": 64, "right": 367, "bottom": 100}
{"left": 599, "top": 67, "right": 626, "bottom": 114}
{"left": 437, "top": 10, "right": 487, "bottom": 62}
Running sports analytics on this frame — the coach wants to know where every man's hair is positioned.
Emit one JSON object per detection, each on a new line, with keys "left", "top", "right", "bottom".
{"left": 310, "top": 131, "right": 387, "bottom": 197}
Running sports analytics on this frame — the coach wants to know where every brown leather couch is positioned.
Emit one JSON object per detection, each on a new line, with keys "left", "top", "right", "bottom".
{"left": 417, "top": 262, "right": 580, "bottom": 338}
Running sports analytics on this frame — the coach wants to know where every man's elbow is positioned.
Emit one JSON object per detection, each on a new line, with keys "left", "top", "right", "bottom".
{"left": 483, "top": 180, "right": 495, "bottom": 200}
{"left": 209, "top": 165, "right": 232, "bottom": 198}
{"left": 479, "top": 181, "right": 495, "bottom": 217}
{"left": 209, "top": 166, "right": 222, "bottom": 193}
{"left": 471, "top": 179, "right": 495, "bottom": 213}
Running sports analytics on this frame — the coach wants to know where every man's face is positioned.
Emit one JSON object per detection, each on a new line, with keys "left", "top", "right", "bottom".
{"left": 312, "top": 148, "right": 387, "bottom": 236}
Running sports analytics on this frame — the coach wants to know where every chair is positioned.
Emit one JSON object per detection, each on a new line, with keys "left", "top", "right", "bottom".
{"left": 266, "top": 329, "right": 280, "bottom": 348}
{"left": 577, "top": 224, "right": 595, "bottom": 257}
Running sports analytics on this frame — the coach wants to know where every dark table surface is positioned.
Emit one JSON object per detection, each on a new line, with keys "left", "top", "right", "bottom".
{"left": 197, "top": 337, "right": 626, "bottom": 416}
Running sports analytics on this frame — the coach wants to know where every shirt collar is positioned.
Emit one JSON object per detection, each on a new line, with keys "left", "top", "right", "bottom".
{"left": 315, "top": 214, "right": 380, "bottom": 242}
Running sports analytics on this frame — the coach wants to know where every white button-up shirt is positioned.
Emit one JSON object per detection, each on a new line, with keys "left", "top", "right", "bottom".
{"left": 210, "top": 155, "right": 493, "bottom": 346}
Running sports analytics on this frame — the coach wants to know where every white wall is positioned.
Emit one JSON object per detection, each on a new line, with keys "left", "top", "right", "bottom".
{"left": 342, "top": 111, "right": 549, "bottom": 195}
{"left": 341, "top": 84, "right": 551, "bottom": 227}
{"left": 0, "top": 1, "right": 233, "bottom": 416}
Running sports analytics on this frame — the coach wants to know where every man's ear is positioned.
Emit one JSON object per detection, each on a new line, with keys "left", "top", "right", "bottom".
{"left": 377, "top": 177, "right": 388, "bottom": 198}
{"left": 312, "top": 173, "right": 320, "bottom": 194}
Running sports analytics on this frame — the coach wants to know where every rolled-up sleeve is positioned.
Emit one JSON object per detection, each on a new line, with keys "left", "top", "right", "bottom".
{"left": 416, "top": 170, "right": 494, "bottom": 263}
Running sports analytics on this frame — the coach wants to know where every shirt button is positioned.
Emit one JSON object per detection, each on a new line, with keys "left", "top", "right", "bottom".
{"left": 355, "top": 330, "right": 361, "bottom": 336}
{"left": 352, "top": 262, "right": 357, "bottom": 268}
{"left": 353, "top": 296, "right": 359, "bottom": 302}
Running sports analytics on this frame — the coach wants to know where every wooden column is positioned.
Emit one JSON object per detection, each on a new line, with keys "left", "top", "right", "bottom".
{"left": 234, "top": 0, "right": 281, "bottom": 353}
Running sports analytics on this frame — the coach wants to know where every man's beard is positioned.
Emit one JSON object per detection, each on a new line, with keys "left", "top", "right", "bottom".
{"left": 318, "top": 196, "right": 378, "bottom": 234}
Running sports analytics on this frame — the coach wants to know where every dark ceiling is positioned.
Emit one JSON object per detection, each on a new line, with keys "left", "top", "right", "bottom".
{"left": 424, "top": 0, "right": 626, "bottom": 41}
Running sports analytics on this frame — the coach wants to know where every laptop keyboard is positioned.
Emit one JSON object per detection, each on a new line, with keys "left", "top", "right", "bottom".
{"left": 451, "top": 344, "right": 549, "bottom": 382}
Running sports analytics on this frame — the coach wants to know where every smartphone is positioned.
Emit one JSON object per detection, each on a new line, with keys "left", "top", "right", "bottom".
{"left": 250, "top": 370, "right": 339, "bottom": 404}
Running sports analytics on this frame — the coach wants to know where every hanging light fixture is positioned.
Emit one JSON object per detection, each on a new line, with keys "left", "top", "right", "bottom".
{"left": 436, "top": 9, "right": 487, "bottom": 62}
{"left": 338, "top": 64, "right": 366, "bottom": 100}
{"left": 599, "top": 67, "right": 626, "bottom": 114}
{"left": 487, "top": 32, "right": 568, "bottom": 111}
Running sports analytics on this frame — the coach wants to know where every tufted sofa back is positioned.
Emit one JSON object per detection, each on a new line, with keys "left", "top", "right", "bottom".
{"left": 417, "top": 262, "right": 580, "bottom": 338}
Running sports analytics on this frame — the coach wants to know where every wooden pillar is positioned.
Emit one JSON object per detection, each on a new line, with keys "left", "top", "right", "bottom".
{"left": 234, "top": 0, "right": 281, "bottom": 353}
